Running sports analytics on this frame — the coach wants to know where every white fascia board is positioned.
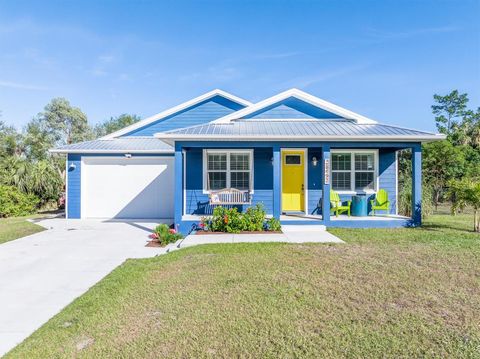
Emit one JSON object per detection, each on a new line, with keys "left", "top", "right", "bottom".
{"left": 212, "top": 88, "right": 378, "bottom": 125}
{"left": 154, "top": 133, "right": 446, "bottom": 143}
{"left": 49, "top": 149, "right": 174, "bottom": 154}
{"left": 101, "top": 89, "right": 252, "bottom": 140}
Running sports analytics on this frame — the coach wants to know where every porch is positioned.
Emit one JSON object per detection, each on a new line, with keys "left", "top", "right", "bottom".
{"left": 173, "top": 141, "right": 422, "bottom": 233}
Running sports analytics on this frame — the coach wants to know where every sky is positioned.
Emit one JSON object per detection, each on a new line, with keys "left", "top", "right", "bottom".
{"left": 0, "top": 0, "right": 479, "bottom": 132}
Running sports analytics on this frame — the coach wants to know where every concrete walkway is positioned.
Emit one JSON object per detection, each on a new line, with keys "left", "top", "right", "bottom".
{"left": 179, "top": 225, "right": 343, "bottom": 248}
{"left": 0, "top": 219, "right": 342, "bottom": 356}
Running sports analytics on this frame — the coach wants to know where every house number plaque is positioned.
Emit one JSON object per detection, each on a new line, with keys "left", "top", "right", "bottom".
{"left": 324, "top": 158, "right": 330, "bottom": 185}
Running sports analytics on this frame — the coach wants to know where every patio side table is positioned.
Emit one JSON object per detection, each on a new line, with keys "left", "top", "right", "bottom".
{"left": 351, "top": 195, "right": 368, "bottom": 217}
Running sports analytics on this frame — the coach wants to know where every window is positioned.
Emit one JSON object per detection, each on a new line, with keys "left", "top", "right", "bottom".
{"left": 285, "top": 155, "right": 301, "bottom": 165}
{"left": 331, "top": 151, "right": 377, "bottom": 192}
{"left": 204, "top": 150, "right": 252, "bottom": 192}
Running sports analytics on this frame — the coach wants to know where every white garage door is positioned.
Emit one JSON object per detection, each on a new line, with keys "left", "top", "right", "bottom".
{"left": 81, "top": 157, "right": 174, "bottom": 219}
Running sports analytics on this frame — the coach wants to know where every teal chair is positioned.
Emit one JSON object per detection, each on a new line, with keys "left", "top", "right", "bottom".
{"left": 370, "top": 189, "right": 390, "bottom": 215}
{"left": 330, "top": 189, "right": 351, "bottom": 217}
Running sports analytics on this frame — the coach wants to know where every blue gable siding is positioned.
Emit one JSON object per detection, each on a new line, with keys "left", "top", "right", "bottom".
{"left": 124, "top": 95, "right": 246, "bottom": 136}
{"left": 243, "top": 97, "right": 343, "bottom": 119}
{"left": 67, "top": 154, "right": 81, "bottom": 218}
{"left": 185, "top": 148, "right": 273, "bottom": 215}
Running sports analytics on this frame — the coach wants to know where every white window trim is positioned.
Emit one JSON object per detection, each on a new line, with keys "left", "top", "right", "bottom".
{"left": 202, "top": 149, "right": 254, "bottom": 194}
{"left": 330, "top": 149, "right": 379, "bottom": 194}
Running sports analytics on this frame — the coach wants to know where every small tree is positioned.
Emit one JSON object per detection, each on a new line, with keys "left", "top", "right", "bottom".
{"left": 432, "top": 90, "right": 468, "bottom": 137}
{"left": 423, "top": 141, "right": 465, "bottom": 209}
{"left": 36, "top": 98, "right": 93, "bottom": 146}
{"left": 448, "top": 178, "right": 480, "bottom": 232}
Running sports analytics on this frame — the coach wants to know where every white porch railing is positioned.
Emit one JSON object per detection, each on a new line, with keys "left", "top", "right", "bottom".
{"left": 209, "top": 188, "right": 252, "bottom": 205}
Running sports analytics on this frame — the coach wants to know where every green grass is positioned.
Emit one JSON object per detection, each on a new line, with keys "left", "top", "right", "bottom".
{"left": 0, "top": 217, "right": 45, "bottom": 245}
{"left": 7, "top": 212, "right": 480, "bottom": 358}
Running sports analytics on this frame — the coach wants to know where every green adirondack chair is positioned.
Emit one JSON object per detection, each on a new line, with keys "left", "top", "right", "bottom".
{"left": 330, "top": 189, "right": 351, "bottom": 217}
{"left": 370, "top": 189, "right": 390, "bottom": 215}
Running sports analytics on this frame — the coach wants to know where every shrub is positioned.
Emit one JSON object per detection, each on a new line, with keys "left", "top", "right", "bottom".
{"left": 398, "top": 180, "right": 434, "bottom": 219}
{"left": 265, "top": 217, "right": 282, "bottom": 232}
{"left": 0, "top": 185, "right": 39, "bottom": 217}
{"left": 150, "top": 224, "right": 183, "bottom": 246}
{"left": 448, "top": 177, "right": 480, "bottom": 232}
{"left": 199, "top": 204, "right": 282, "bottom": 233}
{"left": 243, "top": 204, "right": 266, "bottom": 231}
{"left": 209, "top": 206, "right": 245, "bottom": 233}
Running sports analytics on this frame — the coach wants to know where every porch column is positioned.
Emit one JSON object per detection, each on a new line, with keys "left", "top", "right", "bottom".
{"left": 174, "top": 142, "right": 183, "bottom": 231}
{"left": 322, "top": 144, "right": 331, "bottom": 224}
{"left": 273, "top": 145, "right": 281, "bottom": 219}
{"left": 412, "top": 143, "right": 422, "bottom": 226}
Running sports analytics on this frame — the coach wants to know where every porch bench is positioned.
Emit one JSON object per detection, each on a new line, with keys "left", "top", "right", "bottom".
{"left": 209, "top": 188, "right": 252, "bottom": 205}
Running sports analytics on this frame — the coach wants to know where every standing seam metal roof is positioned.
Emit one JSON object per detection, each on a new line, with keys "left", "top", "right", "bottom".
{"left": 159, "top": 120, "right": 439, "bottom": 138}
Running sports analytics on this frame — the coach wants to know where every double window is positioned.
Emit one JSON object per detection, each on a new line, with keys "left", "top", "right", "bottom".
{"left": 204, "top": 150, "right": 253, "bottom": 192}
{"left": 331, "top": 151, "right": 377, "bottom": 192}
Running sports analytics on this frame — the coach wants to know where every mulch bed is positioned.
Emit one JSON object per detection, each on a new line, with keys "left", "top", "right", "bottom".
{"left": 145, "top": 240, "right": 165, "bottom": 247}
{"left": 196, "top": 231, "right": 282, "bottom": 235}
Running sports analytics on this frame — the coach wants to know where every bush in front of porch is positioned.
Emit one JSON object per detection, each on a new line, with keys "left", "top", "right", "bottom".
{"left": 200, "top": 204, "right": 281, "bottom": 233}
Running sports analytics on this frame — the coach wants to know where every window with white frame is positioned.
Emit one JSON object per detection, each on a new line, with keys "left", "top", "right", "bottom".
{"left": 331, "top": 151, "right": 377, "bottom": 191}
{"left": 204, "top": 150, "right": 253, "bottom": 192}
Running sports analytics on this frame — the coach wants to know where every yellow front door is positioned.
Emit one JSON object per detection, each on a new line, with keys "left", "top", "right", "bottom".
{"left": 282, "top": 150, "right": 305, "bottom": 212}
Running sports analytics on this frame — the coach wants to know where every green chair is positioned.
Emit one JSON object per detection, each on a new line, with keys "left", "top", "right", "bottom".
{"left": 370, "top": 189, "right": 390, "bottom": 215}
{"left": 330, "top": 189, "right": 351, "bottom": 217}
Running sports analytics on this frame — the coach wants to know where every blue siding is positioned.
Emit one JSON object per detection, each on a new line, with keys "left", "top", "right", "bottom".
{"left": 124, "top": 95, "right": 245, "bottom": 136}
{"left": 67, "top": 154, "right": 81, "bottom": 218}
{"left": 378, "top": 148, "right": 397, "bottom": 215}
{"left": 243, "top": 97, "right": 343, "bottom": 119}
{"left": 185, "top": 148, "right": 273, "bottom": 215}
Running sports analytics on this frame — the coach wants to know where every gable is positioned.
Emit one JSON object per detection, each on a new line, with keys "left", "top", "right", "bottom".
{"left": 242, "top": 97, "right": 343, "bottom": 120}
{"left": 123, "top": 95, "right": 246, "bottom": 137}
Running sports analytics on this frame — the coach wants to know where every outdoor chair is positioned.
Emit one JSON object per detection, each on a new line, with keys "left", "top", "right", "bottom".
{"left": 330, "top": 189, "right": 351, "bottom": 217}
{"left": 370, "top": 189, "right": 390, "bottom": 215}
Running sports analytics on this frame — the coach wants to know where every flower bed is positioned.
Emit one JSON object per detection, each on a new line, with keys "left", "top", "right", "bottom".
{"left": 146, "top": 224, "right": 183, "bottom": 247}
{"left": 197, "top": 204, "right": 282, "bottom": 234}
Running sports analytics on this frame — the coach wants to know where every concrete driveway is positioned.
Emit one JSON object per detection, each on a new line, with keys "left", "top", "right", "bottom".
{"left": 0, "top": 218, "right": 166, "bottom": 356}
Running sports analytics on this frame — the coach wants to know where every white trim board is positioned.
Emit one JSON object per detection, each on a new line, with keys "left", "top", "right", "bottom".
{"left": 101, "top": 89, "right": 252, "bottom": 140}
{"left": 212, "top": 88, "right": 378, "bottom": 124}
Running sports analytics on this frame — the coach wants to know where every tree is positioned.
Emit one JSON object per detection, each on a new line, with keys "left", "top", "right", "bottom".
{"left": 22, "top": 118, "right": 55, "bottom": 161}
{"left": 448, "top": 178, "right": 480, "bottom": 232}
{"left": 0, "top": 121, "right": 24, "bottom": 158}
{"left": 36, "top": 98, "right": 93, "bottom": 146}
{"left": 94, "top": 114, "right": 141, "bottom": 137}
{"left": 462, "top": 108, "right": 480, "bottom": 148}
{"left": 432, "top": 90, "right": 468, "bottom": 137}
{"left": 423, "top": 141, "right": 465, "bottom": 209}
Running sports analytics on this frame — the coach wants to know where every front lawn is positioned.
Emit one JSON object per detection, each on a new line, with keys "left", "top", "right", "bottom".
{"left": 7, "top": 212, "right": 480, "bottom": 358}
{"left": 0, "top": 217, "right": 45, "bottom": 245}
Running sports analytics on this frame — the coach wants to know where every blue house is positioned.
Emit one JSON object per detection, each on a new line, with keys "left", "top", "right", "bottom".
{"left": 53, "top": 89, "right": 445, "bottom": 233}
